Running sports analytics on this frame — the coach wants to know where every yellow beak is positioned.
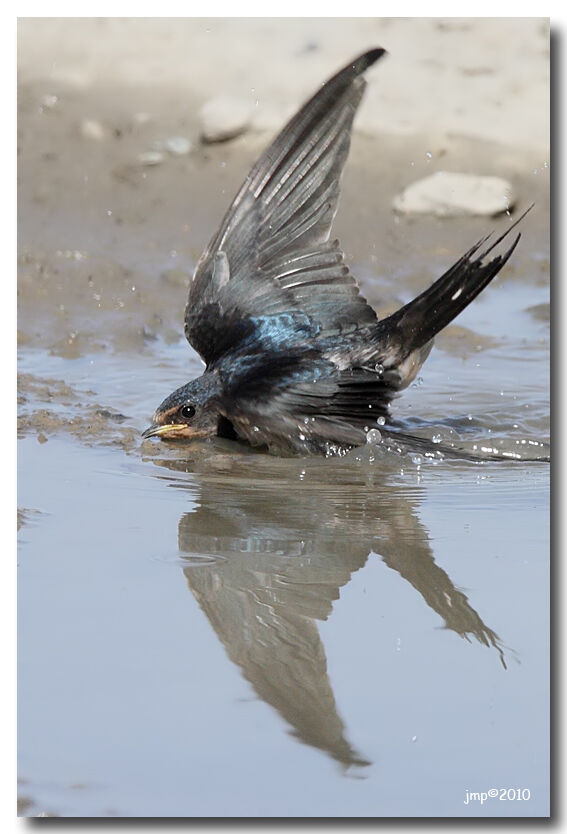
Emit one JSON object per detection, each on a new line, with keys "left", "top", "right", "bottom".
{"left": 141, "top": 423, "right": 187, "bottom": 439}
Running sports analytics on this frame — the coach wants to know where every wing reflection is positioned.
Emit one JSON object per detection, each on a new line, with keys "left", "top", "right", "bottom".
{"left": 151, "top": 450, "right": 506, "bottom": 769}
{"left": 183, "top": 544, "right": 370, "bottom": 768}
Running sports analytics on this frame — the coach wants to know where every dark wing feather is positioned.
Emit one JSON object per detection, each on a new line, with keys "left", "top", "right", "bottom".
{"left": 185, "top": 49, "right": 386, "bottom": 365}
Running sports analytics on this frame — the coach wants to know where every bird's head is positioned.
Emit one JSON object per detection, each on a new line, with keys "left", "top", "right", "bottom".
{"left": 142, "top": 373, "right": 222, "bottom": 441}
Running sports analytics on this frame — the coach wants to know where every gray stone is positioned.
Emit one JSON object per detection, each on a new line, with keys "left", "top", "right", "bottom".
{"left": 393, "top": 171, "right": 516, "bottom": 217}
{"left": 199, "top": 96, "right": 252, "bottom": 143}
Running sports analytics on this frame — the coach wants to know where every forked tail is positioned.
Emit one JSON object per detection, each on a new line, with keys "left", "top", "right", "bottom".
{"left": 374, "top": 206, "right": 533, "bottom": 361}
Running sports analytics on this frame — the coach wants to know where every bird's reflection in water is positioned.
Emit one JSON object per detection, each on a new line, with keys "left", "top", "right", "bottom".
{"left": 150, "top": 446, "right": 506, "bottom": 770}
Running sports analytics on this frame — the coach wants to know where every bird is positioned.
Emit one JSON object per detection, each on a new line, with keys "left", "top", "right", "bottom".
{"left": 142, "top": 47, "right": 528, "bottom": 458}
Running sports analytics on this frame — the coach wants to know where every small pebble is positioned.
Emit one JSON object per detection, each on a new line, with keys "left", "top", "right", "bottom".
{"left": 164, "top": 136, "right": 192, "bottom": 156}
{"left": 199, "top": 96, "right": 252, "bottom": 143}
{"left": 80, "top": 119, "right": 106, "bottom": 141}
{"left": 393, "top": 171, "right": 515, "bottom": 217}
{"left": 40, "top": 94, "right": 58, "bottom": 109}
{"left": 137, "top": 151, "right": 164, "bottom": 166}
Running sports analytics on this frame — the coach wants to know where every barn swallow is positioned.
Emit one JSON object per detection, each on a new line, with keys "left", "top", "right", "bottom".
{"left": 143, "top": 48, "right": 527, "bottom": 457}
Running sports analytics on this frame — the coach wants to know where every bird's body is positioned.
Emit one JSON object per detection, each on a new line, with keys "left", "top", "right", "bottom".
{"left": 143, "top": 48, "right": 526, "bottom": 457}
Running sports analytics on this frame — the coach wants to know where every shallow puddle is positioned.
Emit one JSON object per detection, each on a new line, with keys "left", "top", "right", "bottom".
{"left": 18, "top": 423, "right": 549, "bottom": 816}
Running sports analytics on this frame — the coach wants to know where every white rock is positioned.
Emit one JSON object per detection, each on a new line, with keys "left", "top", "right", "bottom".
{"left": 199, "top": 96, "right": 252, "bottom": 143}
{"left": 164, "top": 136, "right": 192, "bottom": 155}
{"left": 393, "top": 171, "right": 516, "bottom": 217}
{"left": 137, "top": 151, "right": 164, "bottom": 166}
{"left": 80, "top": 119, "right": 106, "bottom": 141}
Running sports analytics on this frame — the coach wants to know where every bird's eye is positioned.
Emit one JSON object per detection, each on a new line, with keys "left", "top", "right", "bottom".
{"left": 180, "top": 404, "right": 196, "bottom": 420}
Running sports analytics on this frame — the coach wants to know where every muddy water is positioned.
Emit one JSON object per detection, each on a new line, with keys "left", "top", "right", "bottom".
{"left": 18, "top": 77, "right": 549, "bottom": 817}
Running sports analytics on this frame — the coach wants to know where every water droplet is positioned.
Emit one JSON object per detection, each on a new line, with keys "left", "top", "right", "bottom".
{"left": 376, "top": 415, "right": 386, "bottom": 426}
{"left": 374, "top": 363, "right": 384, "bottom": 376}
{"left": 432, "top": 434, "right": 442, "bottom": 444}
{"left": 410, "top": 454, "right": 423, "bottom": 466}
{"left": 366, "top": 428, "right": 382, "bottom": 445}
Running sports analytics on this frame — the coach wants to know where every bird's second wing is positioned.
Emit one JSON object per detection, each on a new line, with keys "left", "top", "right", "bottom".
{"left": 185, "top": 48, "right": 386, "bottom": 365}
{"left": 221, "top": 356, "right": 399, "bottom": 454}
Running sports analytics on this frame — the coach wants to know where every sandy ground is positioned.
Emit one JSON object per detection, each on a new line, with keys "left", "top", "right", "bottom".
{"left": 18, "top": 18, "right": 549, "bottom": 154}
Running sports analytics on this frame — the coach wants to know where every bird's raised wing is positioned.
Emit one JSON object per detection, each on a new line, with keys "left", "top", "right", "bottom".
{"left": 185, "top": 48, "right": 386, "bottom": 365}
